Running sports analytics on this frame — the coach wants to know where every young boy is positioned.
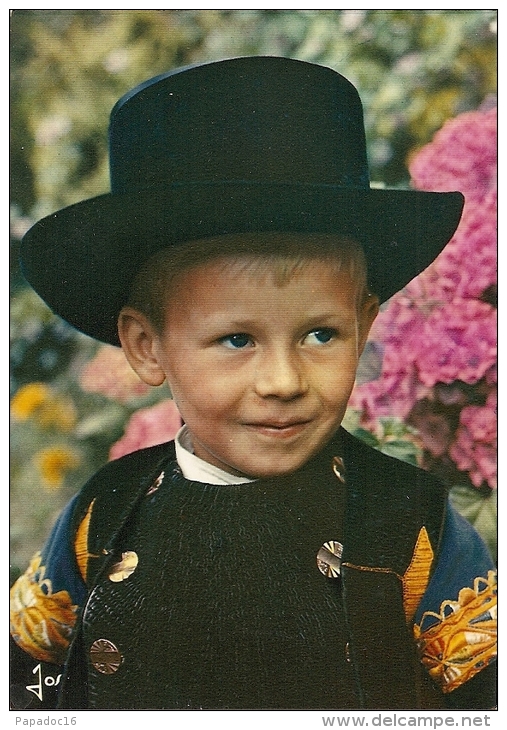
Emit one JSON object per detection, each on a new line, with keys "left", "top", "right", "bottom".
{"left": 10, "top": 56, "right": 496, "bottom": 711}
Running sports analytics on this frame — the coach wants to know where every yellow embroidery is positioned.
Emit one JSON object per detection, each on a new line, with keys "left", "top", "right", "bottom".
{"left": 414, "top": 570, "right": 497, "bottom": 693}
{"left": 10, "top": 553, "right": 78, "bottom": 664}
{"left": 74, "top": 499, "right": 97, "bottom": 582}
{"left": 403, "top": 527, "right": 434, "bottom": 623}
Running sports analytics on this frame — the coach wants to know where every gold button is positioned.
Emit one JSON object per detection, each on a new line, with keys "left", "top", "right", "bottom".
{"left": 108, "top": 550, "right": 138, "bottom": 582}
{"left": 332, "top": 456, "right": 346, "bottom": 483}
{"left": 89, "top": 639, "right": 123, "bottom": 674}
{"left": 317, "top": 541, "right": 343, "bottom": 578}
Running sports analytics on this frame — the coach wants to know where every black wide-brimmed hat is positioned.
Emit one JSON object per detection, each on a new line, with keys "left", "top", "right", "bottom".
{"left": 21, "top": 56, "right": 464, "bottom": 346}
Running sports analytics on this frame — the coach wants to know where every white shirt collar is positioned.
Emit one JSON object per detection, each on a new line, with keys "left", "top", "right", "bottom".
{"left": 175, "top": 425, "right": 254, "bottom": 485}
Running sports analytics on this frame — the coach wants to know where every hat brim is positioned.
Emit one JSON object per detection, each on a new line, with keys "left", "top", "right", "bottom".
{"left": 21, "top": 181, "right": 464, "bottom": 346}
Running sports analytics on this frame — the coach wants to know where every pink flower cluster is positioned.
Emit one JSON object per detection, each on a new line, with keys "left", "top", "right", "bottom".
{"left": 350, "top": 106, "right": 497, "bottom": 489}
{"left": 109, "top": 398, "right": 182, "bottom": 460}
{"left": 431, "top": 189, "right": 497, "bottom": 301}
{"left": 409, "top": 107, "right": 496, "bottom": 200}
{"left": 79, "top": 345, "right": 151, "bottom": 404}
{"left": 416, "top": 299, "right": 496, "bottom": 387}
{"left": 450, "top": 391, "right": 497, "bottom": 489}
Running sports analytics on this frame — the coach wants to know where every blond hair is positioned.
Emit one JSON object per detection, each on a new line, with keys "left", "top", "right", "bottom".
{"left": 127, "top": 233, "right": 369, "bottom": 333}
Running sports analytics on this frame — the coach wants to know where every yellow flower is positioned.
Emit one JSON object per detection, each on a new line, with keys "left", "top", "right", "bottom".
{"left": 35, "top": 446, "right": 80, "bottom": 490}
{"left": 37, "top": 396, "right": 77, "bottom": 432}
{"left": 11, "top": 382, "right": 77, "bottom": 432}
{"left": 11, "top": 382, "right": 50, "bottom": 420}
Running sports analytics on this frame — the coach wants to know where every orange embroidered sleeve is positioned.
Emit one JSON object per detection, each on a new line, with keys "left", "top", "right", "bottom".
{"left": 10, "top": 553, "right": 79, "bottom": 664}
{"left": 10, "top": 498, "right": 93, "bottom": 665}
{"left": 413, "top": 570, "right": 497, "bottom": 693}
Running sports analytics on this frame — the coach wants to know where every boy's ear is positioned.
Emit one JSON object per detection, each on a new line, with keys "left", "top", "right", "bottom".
{"left": 357, "top": 293, "right": 380, "bottom": 356}
{"left": 117, "top": 307, "right": 166, "bottom": 386}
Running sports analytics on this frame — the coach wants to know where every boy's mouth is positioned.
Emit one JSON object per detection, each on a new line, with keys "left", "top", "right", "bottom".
{"left": 243, "top": 419, "right": 312, "bottom": 438}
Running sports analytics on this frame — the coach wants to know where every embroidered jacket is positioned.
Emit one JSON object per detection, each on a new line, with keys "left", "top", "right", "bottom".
{"left": 10, "top": 428, "right": 496, "bottom": 709}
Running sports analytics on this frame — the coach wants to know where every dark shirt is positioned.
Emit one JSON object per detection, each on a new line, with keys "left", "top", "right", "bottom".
{"left": 83, "top": 458, "right": 358, "bottom": 709}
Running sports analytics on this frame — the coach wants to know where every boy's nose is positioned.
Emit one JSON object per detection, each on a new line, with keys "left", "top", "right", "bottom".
{"left": 254, "top": 349, "right": 308, "bottom": 400}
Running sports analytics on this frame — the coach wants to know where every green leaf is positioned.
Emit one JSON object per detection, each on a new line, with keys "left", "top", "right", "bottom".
{"left": 378, "top": 440, "right": 419, "bottom": 466}
{"left": 74, "top": 403, "right": 128, "bottom": 438}
{"left": 449, "top": 484, "right": 497, "bottom": 561}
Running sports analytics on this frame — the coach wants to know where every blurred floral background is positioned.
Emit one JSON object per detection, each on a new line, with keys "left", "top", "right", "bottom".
{"left": 10, "top": 9, "right": 497, "bottom": 580}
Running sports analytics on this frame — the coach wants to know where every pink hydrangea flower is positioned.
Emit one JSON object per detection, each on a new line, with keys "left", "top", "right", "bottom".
{"left": 353, "top": 295, "right": 496, "bottom": 437}
{"left": 109, "top": 399, "right": 182, "bottom": 460}
{"left": 415, "top": 299, "right": 497, "bottom": 387}
{"left": 409, "top": 107, "right": 497, "bottom": 200}
{"left": 409, "top": 107, "right": 497, "bottom": 302}
{"left": 431, "top": 189, "right": 497, "bottom": 301}
{"left": 349, "top": 365, "right": 429, "bottom": 425}
{"left": 449, "top": 390, "right": 497, "bottom": 489}
{"left": 80, "top": 345, "right": 151, "bottom": 404}
{"left": 351, "top": 106, "right": 497, "bottom": 491}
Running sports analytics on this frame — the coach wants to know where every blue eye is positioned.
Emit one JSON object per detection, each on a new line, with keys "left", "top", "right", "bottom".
{"left": 222, "top": 333, "right": 252, "bottom": 349}
{"left": 305, "top": 328, "right": 336, "bottom": 345}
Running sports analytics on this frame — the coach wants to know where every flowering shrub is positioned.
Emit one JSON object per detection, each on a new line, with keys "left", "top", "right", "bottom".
{"left": 79, "top": 345, "right": 151, "bottom": 404}
{"left": 35, "top": 446, "right": 81, "bottom": 490}
{"left": 450, "top": 390, "right": 497, "bottom": 490}
{"left": 350, "top": 107, "right": 497, "bottom": 496}
{"left": 11, "top": 382, "right": 78, "bottom": 432}
{"left": 109, "top": 398, "right": 182, "bottom": 460}
{"left": 77, "top": 344, "right": 182, "bottom": 458}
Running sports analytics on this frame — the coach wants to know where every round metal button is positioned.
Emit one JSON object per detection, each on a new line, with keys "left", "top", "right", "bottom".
{"left": 89, "top": 639, "right": 123, "bottom": 674}
{"left": 317, "top": 540, "right": 343, "bottom": 578}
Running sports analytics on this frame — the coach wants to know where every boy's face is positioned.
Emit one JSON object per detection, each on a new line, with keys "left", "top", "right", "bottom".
{"left": 124, "top": 255, "right": 378, "bottom": 479}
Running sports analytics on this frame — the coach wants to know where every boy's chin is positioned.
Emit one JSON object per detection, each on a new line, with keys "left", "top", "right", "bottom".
{"left": 195, "top": 426, "right": 342, "bottom": 480}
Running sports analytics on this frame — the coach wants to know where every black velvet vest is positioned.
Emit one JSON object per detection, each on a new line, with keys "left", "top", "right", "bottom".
{"left": 58, "top": 428, "right": 448, "bottom": 710}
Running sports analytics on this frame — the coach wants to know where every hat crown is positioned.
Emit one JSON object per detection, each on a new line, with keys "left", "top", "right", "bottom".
{"left": 21, "top": 56, "right": 464, "bottom": 347}
{"left": 109, "top": 56, "right": 370, "bottom": 194}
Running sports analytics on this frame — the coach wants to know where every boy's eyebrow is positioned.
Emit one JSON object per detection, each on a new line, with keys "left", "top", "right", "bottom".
{"left": 194, "top": 310, "right": 357, "bottom": 333}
